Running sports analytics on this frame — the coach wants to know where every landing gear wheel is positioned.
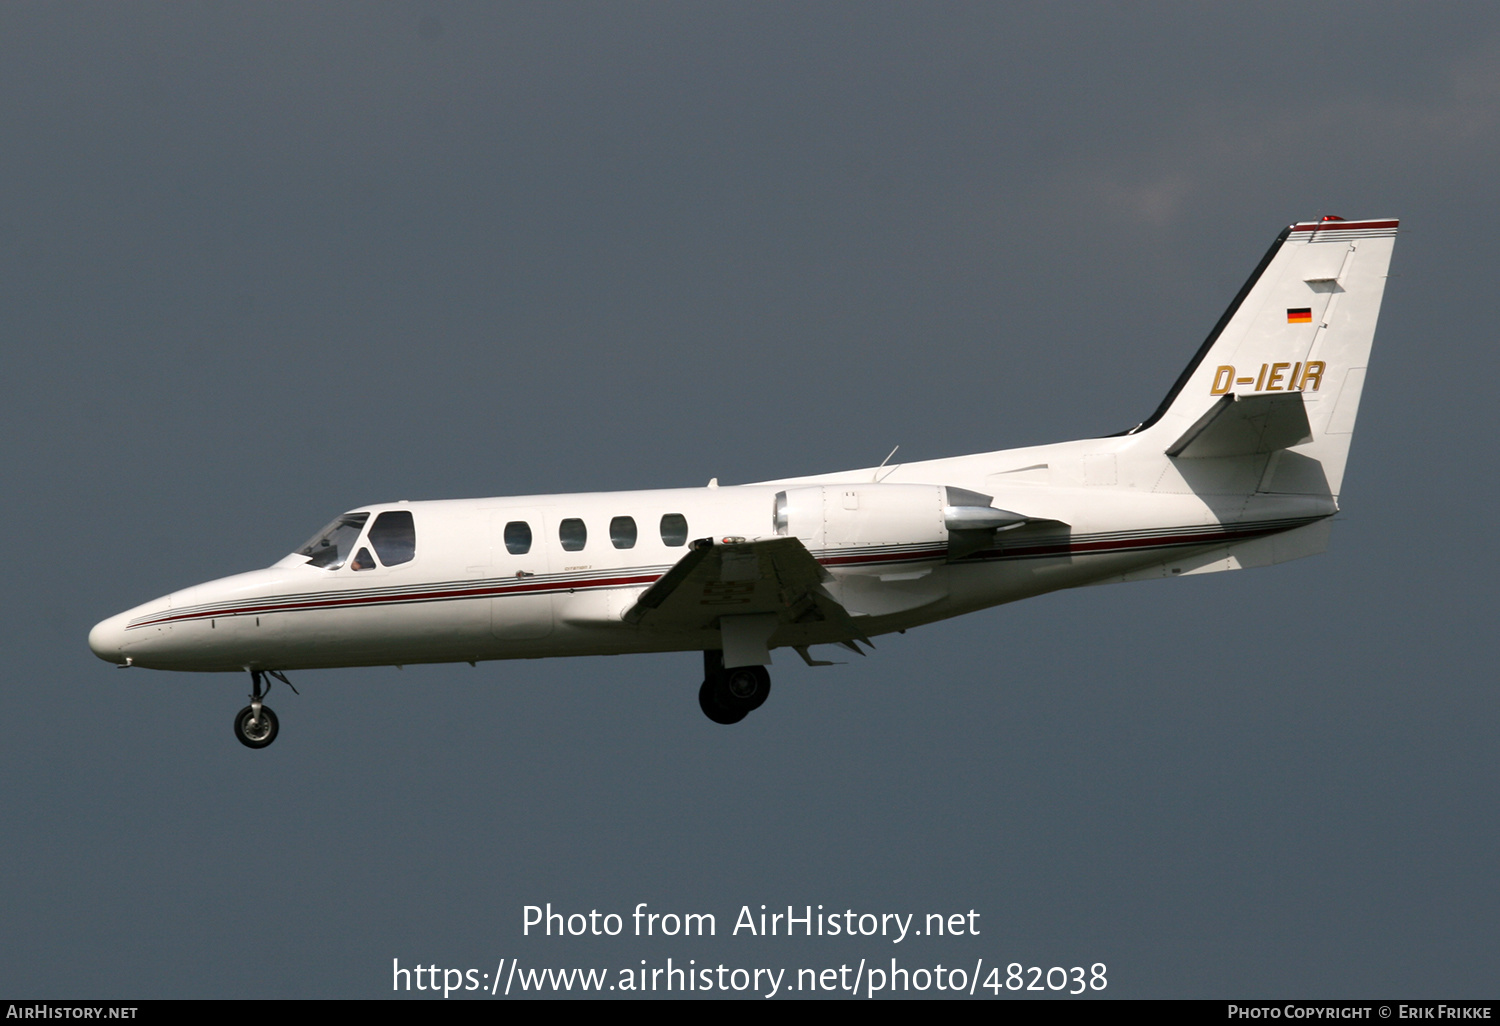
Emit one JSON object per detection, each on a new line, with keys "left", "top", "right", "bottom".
{"left": 729, "top": 666, "right": 771, "bottom": 711}
{"left": 234, "top": 704, "right": 279, "bottom": 748}
{"left": 724, "top": 666, "right": 771, "bottom": 711}
{"left": 695, "top": 651, "right": 772, "bottom": 724}
{"left": 699, "top": 679, "right": 746, "bottom": 725}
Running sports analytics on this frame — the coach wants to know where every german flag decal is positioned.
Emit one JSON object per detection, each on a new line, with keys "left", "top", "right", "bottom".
{"left": 1287, "top": 307, "right": 1313, "bottom": 324}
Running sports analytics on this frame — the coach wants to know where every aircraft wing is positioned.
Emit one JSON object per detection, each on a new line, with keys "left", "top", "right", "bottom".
{"left": 623, "top": 536, "right": 867, "bottom": 642}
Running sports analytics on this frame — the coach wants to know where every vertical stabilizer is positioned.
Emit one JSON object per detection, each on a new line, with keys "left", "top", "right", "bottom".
{"left": 1133, "top": 217, "right": 1397, "bottom": 498}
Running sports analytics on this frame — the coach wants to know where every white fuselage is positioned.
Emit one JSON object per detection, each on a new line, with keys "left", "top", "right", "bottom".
{"left": 87, "top": 434, "right": 1333, "bottom": 674}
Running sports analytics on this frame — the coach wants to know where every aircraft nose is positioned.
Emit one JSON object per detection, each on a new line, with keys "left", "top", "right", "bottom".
{"left": 88, "top": 612, "right": 131, "bottom": 665}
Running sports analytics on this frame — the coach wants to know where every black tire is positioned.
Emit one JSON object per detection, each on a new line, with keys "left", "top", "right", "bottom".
{"left": 698, "top": 679, "right": 746, "bottom": 725}
{"left": 723, "top": 666, "right": 771, "bottom": 711}
{"left": 234, "top": 704, "right": 279, "bottom": 748}
{"left": 745, "top": 666, "right": 771, "bottom": 711}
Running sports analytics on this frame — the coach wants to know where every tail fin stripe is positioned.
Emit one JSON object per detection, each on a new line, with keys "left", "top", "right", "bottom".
{"left": 1288, "top": 219, "right": 1398, "bottom": 234}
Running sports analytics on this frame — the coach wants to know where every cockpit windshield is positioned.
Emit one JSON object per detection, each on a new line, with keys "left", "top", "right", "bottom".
{"left": 297, "top": 513, "right": 370, "bottom": 569}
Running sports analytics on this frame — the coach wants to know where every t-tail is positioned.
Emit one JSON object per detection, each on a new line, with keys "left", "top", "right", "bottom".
{"left": 1127, "top": 216, "right": 1398, "bottom": 501}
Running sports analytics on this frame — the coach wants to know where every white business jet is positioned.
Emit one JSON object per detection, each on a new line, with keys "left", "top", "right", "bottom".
{"left": 89, "top": 217, "right": 1397, "bottom": 746}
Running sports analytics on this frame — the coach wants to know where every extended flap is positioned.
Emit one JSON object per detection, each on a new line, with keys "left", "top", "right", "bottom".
{"left": 623, "top": 537, "right": 867, "bottom": 642}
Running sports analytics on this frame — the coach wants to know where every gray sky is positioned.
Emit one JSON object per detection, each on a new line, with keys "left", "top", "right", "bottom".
{"left": 3, "top": 2, "right": 1497, "bottom": 998}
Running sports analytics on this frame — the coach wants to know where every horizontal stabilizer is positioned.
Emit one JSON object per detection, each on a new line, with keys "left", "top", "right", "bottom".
{"left": 1166, "top": 392, "right": 1312, "bottom": 459}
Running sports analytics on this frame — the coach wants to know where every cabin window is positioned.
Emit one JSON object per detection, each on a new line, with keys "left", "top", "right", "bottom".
{"left": 610, "top": 516, "right": 637, "bottom": 549}
{"left": 298, "top": 512, "right": 371, "bottom": 570}
{"left": 504, "top": 521, "right": 532, "bottom": 555}
{"left": 660, "top": 513, "right": 688, "bottom": 546}
{"left": 559, "top": 518, "right": 587, "bottom": 551}
{"left": 368, "top": 510, "right": 416, "bottom": 566}
{"left": 351, "top": 547, "right": 377, "bottom": 571}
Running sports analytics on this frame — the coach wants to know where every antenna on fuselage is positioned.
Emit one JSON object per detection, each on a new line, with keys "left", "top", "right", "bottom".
{"left": 874, "top": 445, "right": 901, "bottom": 482}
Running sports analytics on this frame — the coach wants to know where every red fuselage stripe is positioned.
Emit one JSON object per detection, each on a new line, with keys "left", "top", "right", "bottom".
{"left": 128, "top": 519, "right": 1306, "bottom": 629}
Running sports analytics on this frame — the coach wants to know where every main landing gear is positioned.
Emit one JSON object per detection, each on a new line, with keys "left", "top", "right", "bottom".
{"left": 698, "top": 650, "right": 771, "bottom": 725}
{"left": 234, "top": 669, "right": 294, "bottom": 749}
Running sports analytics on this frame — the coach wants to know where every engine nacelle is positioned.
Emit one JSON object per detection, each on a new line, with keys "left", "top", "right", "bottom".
{"left": 773, "top": 484, "right": 1026, "bottom": 554}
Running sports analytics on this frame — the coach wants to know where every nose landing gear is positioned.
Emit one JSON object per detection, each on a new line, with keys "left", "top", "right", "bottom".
{"left": 234, "top": 702, "right": 278, "bottom": 748}
{"left": 698, "top": 650, "right": 771, "bottom": 725}
{"left": 234, "top": 669, "right": 293, "bottom": 749}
